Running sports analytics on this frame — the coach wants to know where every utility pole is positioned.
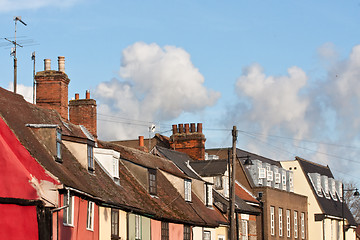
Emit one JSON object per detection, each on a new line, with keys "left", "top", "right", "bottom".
{"left": 230, "top": 125, "right": 237, "bottom": 240}
{"left": 32, "top": 51, "right": 35, "bottom": 104}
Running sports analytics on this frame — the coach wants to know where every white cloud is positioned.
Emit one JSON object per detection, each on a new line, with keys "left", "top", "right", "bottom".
{"left": 94, "top": 42, "right": 220, "bottom": 140}
{"left": 7, "top": 82, "right": 33, "bottom": 103}
{"left": 0, "top": 0, "right": 80, "bottom": 12}
{"left": 234, "top": 63, "right": 310, "bottom": 138}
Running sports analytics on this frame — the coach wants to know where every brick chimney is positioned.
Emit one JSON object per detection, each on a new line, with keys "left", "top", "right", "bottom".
{"left": 35, "top": 56, "right": 70, "bottom": 120}
{"left": 169, "top": 123, "right": 206, "bottom": 161}
{"left": 68, "top": 91, "right": 97, "bottom": 138}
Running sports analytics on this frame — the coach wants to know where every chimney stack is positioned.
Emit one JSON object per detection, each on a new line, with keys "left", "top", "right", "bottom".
{"left": 170, "top": 122, "right": 206, "bottom": 161}
{"left": 69, "top": 91, "right": 97, "bottom": 138}
{"left": 58, "top": 56, "right": 65, "bottom": 72}
{"left": 35, "top": 56, "right": 70, "bottom": 120}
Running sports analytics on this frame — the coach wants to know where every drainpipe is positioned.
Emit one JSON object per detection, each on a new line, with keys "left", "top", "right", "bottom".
{"left": 51, "top": 189, "right": 70, "bottom": 212}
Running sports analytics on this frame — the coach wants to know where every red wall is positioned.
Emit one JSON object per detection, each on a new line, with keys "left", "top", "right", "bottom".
{"left": 55, "top": 195, "right": 99, "bottom": 240}
{"left": 0, "top": 204, "right": 38, "bottom": 240}
{"left": 169, "top": 222, "right": 183, "bottom": 240}
{"left": 151, "top": 219, "right": 162, "bottom": 239}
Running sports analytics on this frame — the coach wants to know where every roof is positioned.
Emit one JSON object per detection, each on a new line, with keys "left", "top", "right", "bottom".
{"left": 0, "top": 87, "right": 223, "bottom": 226}
{"left": 155, "top": 146, "right": 203, "bottom": 180}
{"left": 235, "top": 181, "right": 258, "bottom": 204}
{"left": 111, "top": 134, "right": 170, "bottom": 151}
{"left": 296, "top": 156, "right": 357, "bottom": 226}
{"left": 189, "top": 159, "right": 228, "bottom": 177}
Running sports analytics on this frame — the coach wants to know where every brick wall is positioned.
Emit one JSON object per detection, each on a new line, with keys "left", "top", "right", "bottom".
{"left": 169, "top": 123, "right": 206, "bottom": 161}
{"left": 68, "top": 92, "right": 97, "bottom": 138}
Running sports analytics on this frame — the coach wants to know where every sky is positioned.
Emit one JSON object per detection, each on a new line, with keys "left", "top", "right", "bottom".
{"left": 1, "top": 0, "right": 360, "bottom": 186}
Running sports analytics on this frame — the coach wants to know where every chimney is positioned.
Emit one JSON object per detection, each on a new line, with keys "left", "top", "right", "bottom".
{"left": 170, "top": 122, "right": 206, "bottom": 161}
{"left": 139, "top": 136, "right": 144, "bottom": 147}
{"left": 69, "top": 91, "right": 97, "bottom": 138}
{"left": 35, "top": 56, "right": 70, "bottom": 120}
{"left": 58, "top": 56, "right": 65, "bottom": 72}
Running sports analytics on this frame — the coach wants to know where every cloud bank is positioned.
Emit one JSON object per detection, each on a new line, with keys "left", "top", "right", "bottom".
{"left": 229, "top": 43, "right": 360, "bottom": 182}
{"left": 94, "top": 42, "right": 220, "bottom": 140}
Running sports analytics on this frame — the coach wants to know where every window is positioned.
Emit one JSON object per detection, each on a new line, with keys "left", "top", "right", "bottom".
{"left": 241, "top": 220, "right": 249, "bottom": 240}
{"left": 135, "top": 215, "right": 141, "bottom": 240}
{"left": 185, "top": 179, "right": 192, "bottom": 202}
{"left": 86, "top": 201, "right": 94, "bottom": 231}
{"left": 270, "top": 206, "right": 275, "bottom": 236}
{"left": 218, "top": 235, "right": 225, "bottom": 240}
{"left": 148, "top": 169, "right": 157, "bottom": 195}
{"left": 214, "top": 176, "right": 223, "bottom": 190}
{"left": 267, "top": 170, "right": 273, "bottom": 181}
{"left": 203, "top": 231, "right": 211, "bottom": 240}
{"left": 56, "top": 129, "right": 62, "bottom": 161}
{"left": 183, "top": 225, "right": 191, "bottom": 240}
{"left": 206, "top": 183, "right": 213, "bottom": 206}
{"left": 161, "top": 222, "right": 169, "bottom": 240}
{"left": 63, "top": 193, "right": 74, "bottom": 226}
{"left": 286, "top": 210, "right": 291, "bottom": 238}
{"left": 279, "top": 208, "right": 283, "bottom": 236}
{"left": 294, "top": 211, "right": 298, "bottom": 238}
{"left": 301, "top": 212, "right": 305, "bottom": 239}
{"left": 282, "top": 174, "right": 287, "bottom": 190}
{"left": 88, "top": 145, "right": 94, "bottom": 171}
{"left": 275, "top": 173, "right": 281, "bottom": 184}
{"left": 111, "top": 209, "right": 119, "bottom": 240}
{"left": 259, "top": 168, "right": 266, "bottom": 178}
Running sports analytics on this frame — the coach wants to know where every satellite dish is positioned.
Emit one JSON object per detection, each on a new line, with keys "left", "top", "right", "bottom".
{"left": 150, "top": 124, "right": 156, "bottom": 132}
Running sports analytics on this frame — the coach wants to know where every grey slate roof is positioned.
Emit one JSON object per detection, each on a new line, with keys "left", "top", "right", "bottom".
{"left": 189, "top": 160, "right": 228, "bottom": 177}
{"left": 155, "top": 146, "right": 203, "bottom": 180}
{"left": 296, "top": 157, "right": 357, "bottom": 226}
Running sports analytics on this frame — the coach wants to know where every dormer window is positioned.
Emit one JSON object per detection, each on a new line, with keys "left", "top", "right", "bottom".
{"left": 87, "top": 145, "right": 94, "bottom": 171}
{"left": 148, "top": 169, "right": 157, "bottom": 195}
{"left": 205, "top": 183, "right": 213, "bottom": 206}
{"left": 56, "top": 128, "right": 62, "bottom": 162}
{"left": 214, "top": 176, "right": 223, "bottom": 190}
{"left": 184, "top": 179, "right": 192, "bottom": 202}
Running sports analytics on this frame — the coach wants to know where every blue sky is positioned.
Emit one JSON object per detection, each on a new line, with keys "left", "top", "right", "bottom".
{"left": 1, "top": 0, "right": 360, "bottom": 186}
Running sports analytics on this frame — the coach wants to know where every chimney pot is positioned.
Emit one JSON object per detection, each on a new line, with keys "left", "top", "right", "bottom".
{"left": 197, "top": 123, "right": 203, "bottom": 133}
{"left": 190, "top": 123, "right": 196, "bottom": 133}
{"left": 185, "top": 123, "right": 190, "bottom": 133}
{"left": 178, "top": 124, "right": 184, "bottom": 133}
{"left": 139, "top": 136, "right": 144, "bottom": 147}
{"left": 58, "top": 56, "right": 65, "bottom": 72}
{"left": 86, "top": 90, "right": 90, "bottom": 99}
{"left": 44, "top": 59, "right": 51, "bottom": 71}
{"left": 75, "top": 93, "right": 79, "bottom": 100}
{"left": 172, "top": 125, "right": 177, "bottom": 134}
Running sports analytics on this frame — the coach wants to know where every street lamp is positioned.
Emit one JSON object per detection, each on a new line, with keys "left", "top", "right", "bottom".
{"left": 342, "top": 183, "right": 359, "bottom": 240}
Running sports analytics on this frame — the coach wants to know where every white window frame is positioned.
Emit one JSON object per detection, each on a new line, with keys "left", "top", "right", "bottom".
{"left": 135, "top": 214, "right": 141, "bottom": 240}
{"left": 279, "top": 208, "right": 283, "bottom": 236}
{"left": 203, "top": 230, "right": 211, "bottom": 240}
{"left": 88, "top": 145, "right": 94, "bottom": 171}
{"left": 301, "top": 212, "right": 305, "bottom": 239}
{"left": 286, "top": 209, "right": 291, "bottom": 238}
{"left": 86, "top": 201, "right": 95, "bottom": 231}
{"left": 259, "top": 168, "right": 266, "bottom": 179}
{"left": 294, "top": 211, "right": 298, "bottom": 238}
{"left": 206, "top": 184, "right": 213, "bottom": 206}
{"left": 63, "top": 193, "right": 74, "bottom": 226}
{"left": 270, "top": 206, "right": 275, "bottom": 236}
{"left": 56, "top": 129, "right": 62, "bottom": 161}
{"left": 214, "top": 176, "right": 223, "bottom": 190}
{"left": 241, "top": 219, "right": 249, "bottom": 240}
{"left": 184, "top": 179, "right": 192, "bottom": 202}
{"left": 267, "top": 170, "right": 273, "bottom": 181}
{"left": 282, "top": 174, "right": 287, "bottom": 190}
{"left": 275, "top": 173, "right": 281, "bottom": 184}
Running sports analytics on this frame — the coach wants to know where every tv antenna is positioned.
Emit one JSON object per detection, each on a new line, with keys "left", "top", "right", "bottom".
{"left": 4, "top": 17, "right": 27, "bottom": 94}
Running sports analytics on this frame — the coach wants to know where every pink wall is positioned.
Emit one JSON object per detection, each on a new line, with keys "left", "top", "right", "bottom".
{"left": 56, "top": 195, "right": 99, "bottom": 240}
{"left": 0, "top": 204, "right": 38, "bottom": 240}
{"left": 169, "top": 223, "right": 183, "bottom": 240}
{"left": 151, "top": 219, "right": 162, "bottom": 239}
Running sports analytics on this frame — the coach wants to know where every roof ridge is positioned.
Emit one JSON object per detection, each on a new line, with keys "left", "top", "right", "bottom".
{"left": 295, "top": 156, "right": 330, "bottom": 169}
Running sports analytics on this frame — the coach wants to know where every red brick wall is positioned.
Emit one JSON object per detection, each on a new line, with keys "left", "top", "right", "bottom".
{"left": 169, "top": 123, "right": 206, "bottom": 161}
{"left": 69, "top": 98, "right": 97, "bottom": 138}
{"left": 35, "top": 70, "right": 70, "bottom": 120}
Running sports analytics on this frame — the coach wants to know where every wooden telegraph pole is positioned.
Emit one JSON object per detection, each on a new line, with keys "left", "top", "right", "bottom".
{"left": 229, "top": 125, "right": 237, "bottom": 240}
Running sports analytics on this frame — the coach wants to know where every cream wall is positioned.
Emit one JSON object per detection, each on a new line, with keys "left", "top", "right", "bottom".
{"left": 63, "top": 140, "right": 87, "bottom": 169}
{"left": 162, "top": 171, "right": 185, "bottom": 198}
{"left": 215, "top": 226, "right": 228, "bottom": 240}
{"left": 193, "top": 227, "right": 216, "bottom": 240}
{"left": 98, "top": 207, "right": 127, "bottom": 240}
{"left": 281, "top": 160, "right": 322, "bottom": 240}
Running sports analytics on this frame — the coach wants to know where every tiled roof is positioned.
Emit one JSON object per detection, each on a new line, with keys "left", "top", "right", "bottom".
{"left": 155, "top": 146, "right": 203, "bottom": 180}
{"left": 296, "top": 156, "right": 357, "bottom": 226}
{"left": 189, "top": 159, "right": 228, "bottom": 177}
{"left": 0, "top": 87, "right": 222, "bottom": 227}
{"left": 235, "top": 182, "right": 258, "bottom": 204}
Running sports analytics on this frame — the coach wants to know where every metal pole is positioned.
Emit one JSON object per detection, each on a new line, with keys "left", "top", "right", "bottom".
{"left": 32, "top": 51, "right": 35, "bottom": 104}
{"left": 342, "top": 183, "right": 345, "bottom": 240}
{"left": 230, "top": 126, "right": 237, "bottom": 240}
